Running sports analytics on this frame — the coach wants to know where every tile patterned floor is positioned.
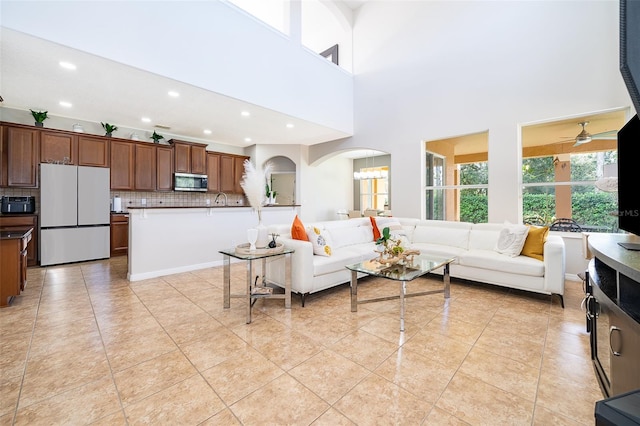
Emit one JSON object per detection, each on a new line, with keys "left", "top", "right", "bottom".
{"left": 0, "top": 257, "right": 603, "bottom": 425}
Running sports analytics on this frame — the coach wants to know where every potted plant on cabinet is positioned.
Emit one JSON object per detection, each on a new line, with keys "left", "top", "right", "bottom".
{"left": 150, "top": 131, "right": 164, "bottom": 144}
{"left": 101, "top": 122, "right": 118, "bottom": 137}
{"left": 30, "top": 109, "right": 48, "bottom": 127}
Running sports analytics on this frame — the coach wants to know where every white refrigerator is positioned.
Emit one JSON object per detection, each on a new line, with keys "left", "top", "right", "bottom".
{"left": 40, "top": 164, "right": 111, "bottom": 266}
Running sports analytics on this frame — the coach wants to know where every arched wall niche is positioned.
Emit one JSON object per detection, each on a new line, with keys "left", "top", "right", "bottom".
{"left": 263, "top": 155, "right": 297, "bottom": 205}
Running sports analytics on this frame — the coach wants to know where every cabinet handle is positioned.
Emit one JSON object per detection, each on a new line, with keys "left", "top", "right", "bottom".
{"left": 609, "top": 326, "right": 621, "bottom": 356}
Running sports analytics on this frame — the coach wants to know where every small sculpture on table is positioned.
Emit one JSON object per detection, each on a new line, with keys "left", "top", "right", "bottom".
{"left": 268, "top": 233, "right": 279, "bottom": 248}
{"left": 375, "top": 226, "right": 420, "bottom": 265}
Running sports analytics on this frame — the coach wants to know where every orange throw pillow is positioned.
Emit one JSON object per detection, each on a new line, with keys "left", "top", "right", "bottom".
{"left": 370, "top": 216, "right": 381, "bottom": 241}
{"left": 291, "top": 215, "right": 309, "bottom": 241}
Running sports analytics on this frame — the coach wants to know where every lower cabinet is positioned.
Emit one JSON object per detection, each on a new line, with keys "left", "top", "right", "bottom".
{"left": 0, "top": 215, "right": 38, "bottom": 266}
{"left": 0, "top": 228, "right": 32, "bottom": 307}
{"left": 110, "top": 214, "right": 129, "bottom": 257}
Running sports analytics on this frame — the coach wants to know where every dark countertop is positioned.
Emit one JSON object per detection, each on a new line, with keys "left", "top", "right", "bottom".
{"left": 0, "top": 227, "right": 33, "bottom": 240}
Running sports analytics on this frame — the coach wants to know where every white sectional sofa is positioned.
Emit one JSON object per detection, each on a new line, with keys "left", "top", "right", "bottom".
{"left": 267, "top": 217, "right": 566, "bottom": 307}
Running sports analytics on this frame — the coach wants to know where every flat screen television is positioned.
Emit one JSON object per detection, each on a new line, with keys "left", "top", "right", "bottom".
{"left": 617, "top": 114, "right": 640, "bottom": 250}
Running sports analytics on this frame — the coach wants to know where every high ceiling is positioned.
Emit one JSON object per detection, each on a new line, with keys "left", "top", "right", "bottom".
{"left": 0, "top": 28, "right": 349, "bottom": 148}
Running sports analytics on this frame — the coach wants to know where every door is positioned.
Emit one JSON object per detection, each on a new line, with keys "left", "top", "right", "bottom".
{"left": 40, "top": 163, "right": 78, "bottom": 227}
{"left": 78, "top": 166, "right": 110, "bottom": 225}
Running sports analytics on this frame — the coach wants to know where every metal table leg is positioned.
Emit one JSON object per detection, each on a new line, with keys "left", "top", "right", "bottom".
{"left": 284, "top": 253, "right": 292, "bottom": 309}
{"left": 350, "top": 270, "right": 358, "bottom": 312}
{"left": 246, "top": 259, "right": 253, "bottom": 324}
{"left": 444, "top": 262, "right": 451, "bottom": 299}
{"left": 223, "top": 254, "right": 230, "bottom": 308}
{"left": 400, "top": 280, "right": 406, "bottom": 332}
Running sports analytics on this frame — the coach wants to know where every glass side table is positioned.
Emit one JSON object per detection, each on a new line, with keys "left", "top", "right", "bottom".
{"left": 219, "top": 247, "right": 294, "bottom": 324}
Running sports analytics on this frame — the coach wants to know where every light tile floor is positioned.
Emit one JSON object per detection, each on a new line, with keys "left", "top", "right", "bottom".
{"left": 1, "top": 257, "right": 603, "bottom": 425}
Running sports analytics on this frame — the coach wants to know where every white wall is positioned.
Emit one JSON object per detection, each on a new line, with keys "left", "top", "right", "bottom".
{"left": 312, "top": 0, "right": 633, "bottom": 222}
{"left": 1, "top": 0, "right": 353, "bottom": 134}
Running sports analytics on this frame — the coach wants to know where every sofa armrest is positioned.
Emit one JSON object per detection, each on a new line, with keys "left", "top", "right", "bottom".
{"left": 543, "top": 235, "right": 566, "bottom": 295}
{"left": 265, "top": 237, "right": 314, "bottom": 294}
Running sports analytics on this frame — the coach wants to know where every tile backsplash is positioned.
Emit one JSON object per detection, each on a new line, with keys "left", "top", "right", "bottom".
{"left": 2, "top": 187, "right": 246, "bottom": 214}
{"left": 110, "top": 191, "right": 246, "bottom": 211}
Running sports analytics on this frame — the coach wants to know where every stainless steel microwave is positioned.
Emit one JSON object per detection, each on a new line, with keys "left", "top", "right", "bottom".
{"left": 174, "top": 172, "right": 208, "bottom": 192}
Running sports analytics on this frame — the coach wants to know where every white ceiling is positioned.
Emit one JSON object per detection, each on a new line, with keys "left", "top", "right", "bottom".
{"left": 0, "top": 28, "right": 350, "bottom": 148}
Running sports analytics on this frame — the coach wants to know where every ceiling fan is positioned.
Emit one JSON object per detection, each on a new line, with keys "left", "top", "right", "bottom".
{"left": 560, "top": 121, "right": 618, "bottom": 147}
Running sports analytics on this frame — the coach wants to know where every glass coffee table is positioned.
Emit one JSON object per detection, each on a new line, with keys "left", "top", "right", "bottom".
{"left": 220, "top": 247, "right": 294, "bottom": 324}
{"left": 347, "top": 256, "right": 455, "bottom": 331}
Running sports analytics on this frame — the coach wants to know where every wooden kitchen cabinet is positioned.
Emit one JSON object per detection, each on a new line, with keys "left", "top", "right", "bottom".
{"left": 206, "top": 152, "right": 220, "bottom": 192}
{"left": 40, "top": 130, "right": 77, "bottom": 165}
{"left": 2, "top": 125, "right": 39, "bottom": 188}
{"left": 110, "top": 140, "right": 135, "bottom": 190}
{"left": 0, "top": 215, "right": 38, "bottom": 267}
{"left": 233, "top": 156, "right": 248, "bottom": 193}
{"left": 110, "top": 214, "right": 129, "bottom": 257}
{"left": 0, "top": 228, "right": 32, "bottom": 307}
{"left": 156, "top": 146, "right": 174, "bottom": 191}
{"left": 220, "top": 154, "right": 249, "bottom": 194}
{"left": 134, "top": 143, "right": 156, "bottom": 191}
{"left": 78, "top": 135, "right": 109, "bottom": 167}
{"left": 191, "top": 145, "right": 207, "bottom": 174}
{"left": 219, "top": 155, "right": 235, "bottom": 193}
{"left": 170, "top": 140, "right": 208, "bottom": 175}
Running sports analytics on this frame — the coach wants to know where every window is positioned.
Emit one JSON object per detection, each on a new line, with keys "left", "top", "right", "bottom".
{"left": 358, "top": 167, "right": 389, "bottom": 211}
{"left": 424, "top": 153, "right": 489, "bottom": 223}
{"left": 522, "top": 152, "right": 618, "bottom": 232}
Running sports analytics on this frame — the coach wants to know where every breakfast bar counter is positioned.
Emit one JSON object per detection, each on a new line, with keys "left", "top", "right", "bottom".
{"left": 127, "top": 205, "right": 300, "bottom": 281}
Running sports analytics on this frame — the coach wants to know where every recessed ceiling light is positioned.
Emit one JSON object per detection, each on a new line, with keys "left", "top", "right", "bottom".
{"left": 286, "top": 123, "right": 294, "bottom": 128}
{"left": 203, "top": 129, "right": 212, "bottom": 135}
{"left": 244, "top": 137, "right": 252, "bottom": 143}
{"left": 59, "top": 61, "right": 76, "bottom": 70}
{"left": 59, "top": 101, "right": 72, "bottom": 107}
{"left": 141, "top": 117, "right": 151, "bottom": 123}
{"left": 241, "top": 111, "right": 250, "bottom": 117}
{"left": 168, "top": 91, "right": 179, "bottom": 97}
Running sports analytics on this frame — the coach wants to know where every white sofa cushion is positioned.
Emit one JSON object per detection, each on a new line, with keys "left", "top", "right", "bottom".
{"left": 313, "top": 243, "right": 377, "bottom": 276}
{"left": 469, "top": 223, "right": 502, "bottom": 250}
{"left": 409, "top": 243, "right": 466, "bottom": 263}
{"left": 412, "top": 220, "right": 471, "bottom": 250}
{"left": 326, "top": 223, "right": 374, "bottom": 249}
{"left": 459, "top": 249, "right": 544, "bottom": 277}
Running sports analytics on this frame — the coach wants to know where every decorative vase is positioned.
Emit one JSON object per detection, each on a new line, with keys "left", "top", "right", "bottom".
{"left": 247, "top": 228, "right": 258, "bottom": 251}
{"left": 35, "top": 122, "right": 43, "bottom": 127}
{"left": 256, "top": 221, "right": 269, "bottom": 249}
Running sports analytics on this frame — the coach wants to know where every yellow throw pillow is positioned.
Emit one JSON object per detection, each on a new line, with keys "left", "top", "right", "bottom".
{"left": 521, "top": 225, "right": 549, "bottom": 261}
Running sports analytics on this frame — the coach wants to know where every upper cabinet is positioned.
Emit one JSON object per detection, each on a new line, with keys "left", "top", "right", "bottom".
{"left": 40, "top": 130, "right": 77, "bottom": 165}
{"left": 220, "top": 154, "right": 249, "bottom": 194}
{"left": 134, "top": 143, "right": 156, "bottom": 191}
{"left": 1, "top": 124, "right": 39, "bottom": 188}
{"left": 207, "top": 152, "right": 220, "bottom": 193}
{"left": 110, "top": 140, "right": 135, "bottom": 190}
{"left": 170, "top": 140, "right": 207, "bottom": 175}
{"left": 0, "top": 122, "right": 249, "bottom": 193}
{"left": 156, "top": 146, "right": 174, "bottom": 191}
{"left": 78, "top": 136, "right": 109, "bottom": 167}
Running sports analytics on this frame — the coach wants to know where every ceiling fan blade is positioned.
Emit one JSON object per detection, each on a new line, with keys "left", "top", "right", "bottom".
{"left": 591, "top": 130, "right": 618, "bottom": 139}
{"left": 573, "top": 138, "right": 592, "bottom": 147}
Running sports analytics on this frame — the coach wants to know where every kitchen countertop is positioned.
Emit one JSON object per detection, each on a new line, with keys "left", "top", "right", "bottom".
{"left": 126, "top": 204, "right": 300, "bottom": 209}
{"left": 0, "top": 227, "right": 33, "bottom": 240}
